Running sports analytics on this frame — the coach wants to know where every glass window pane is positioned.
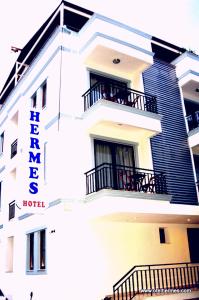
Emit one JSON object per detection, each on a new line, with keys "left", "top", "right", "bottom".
{"left": 29, "top": 233, "right": 34, "bottom": 270}
{"left": 40, "top": 230, "right": 46, "bottom": 269}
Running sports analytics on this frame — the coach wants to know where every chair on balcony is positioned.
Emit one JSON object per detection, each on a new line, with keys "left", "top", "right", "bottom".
{"left": 130, "top": 95, "right": 140, "bottom": 108}
{"left": 141, "top": 174, "right": 159, "bottom": 193}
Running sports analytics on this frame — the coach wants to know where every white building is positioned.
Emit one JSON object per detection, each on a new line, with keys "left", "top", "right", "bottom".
{"left": 0, "top": 2, "right": 199, "bottom": 300}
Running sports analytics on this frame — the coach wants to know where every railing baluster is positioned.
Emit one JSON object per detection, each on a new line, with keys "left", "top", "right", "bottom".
{"left": 121, "top": 284, "right": 124, "bottom": 300}
{"left": 124, "top": 280, "right": 128, "bottom": 300}
{"left": 136, "top": 271, "right": 139, "bottom": 295}
{"left": 183, "top": 267, "right": 186, "bottom": 287}
{"left": 144, "top": 269, "right": 148, "bottom": 290}
{"left": 193, "top": 266, "right": 198, "bottom": 287}
{"left": 140, "top": 270, "right": 143, "bottom": 291}
{"left": 165, "top": 269, "right": 168, "bottom": 289}
{"left": 153, "top": 269, "right": 156, "bottom": 290}
{"left": 131, "top": 273, "right": 135, "bottom": 298}
{"left": 157, "top": 269, "right": 160, "bottom": 289}
{"left": 172, "top": 268, "right": 177, "bottom": 289}
{"left": 128, "top": 277, "right": 131, "bottom": 300}
{"left": 169, "top": 268, "right": 172, "bottom": 288}
{"left": 190, "top": 266, "right": 194, "bottom": 288}
{"left": 161, "top": 268, "right": 164, "bottom": 289}
{"left": 176, "top": 268, "right": 180, "bottom": 288}
{"left": 149, "top": 266, "right": 152, "bottom": 295}
{"left": 186, "top": 263, "right": 191, "bottom": 289}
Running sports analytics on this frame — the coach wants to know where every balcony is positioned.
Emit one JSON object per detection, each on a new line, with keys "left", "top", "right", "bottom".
{"left": 85, "top": 163, "right": 167, "bottom": 195}
{"left": 186, "top": 113, "right": 199, "bottom": 150}
{"left": 79, "top": 14, "right": 153, "bottom": 79}
{"left": 82, "top": 82, "right": 161, "bottom": 141}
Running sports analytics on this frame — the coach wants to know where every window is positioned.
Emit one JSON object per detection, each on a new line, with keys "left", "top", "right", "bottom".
{"left": 11, "top": 139, "right": 18, "bottom": 158}
{"left": 41, "top": 81, "right": 47, "bottom": 108}
{"left": 27, "top": 229, "right": 46, "bottom": 273}
{"left": 0, "top": 182, "right": 2, "bottom": 210}
{"left": 31, "top": 80, "right": 47, "bottom": 109}
{"left": 159, "top": 227, "right": 166, "bottom": 244}
{"left": 0, "top": 132, "right": 4, "bottom": 154}
{"left": 9, "top": 201, "right": 15, "bottom": 220}
{"left": 44, "top": 142, "right": 47, "bottom": 183}
{"left": 6, "top": 236, "right": 14, "bottom": 272}
{"left": 31, "top": 93, "right": 37, "bottom": 108}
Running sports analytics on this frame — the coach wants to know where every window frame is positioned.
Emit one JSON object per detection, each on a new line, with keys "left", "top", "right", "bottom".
{"left": 26, "top": 228, "right": 47, "bottom": 274}
{"left": 0, "top": 132, "right": 4, "bottom": 155}
{"left": 31, "top": 92, "right": 37, "bottom": 108}
{"left": 41, "top": 81, "right": 47, "bottom": 109}
{"left": 8, "top": 200, "right": 15, "bottom": 220}
{"left": 0, "top": 181, "right": 2, "bottom": 211}
{"left": 159, "top": 227, "right": 167, "bottom": 244}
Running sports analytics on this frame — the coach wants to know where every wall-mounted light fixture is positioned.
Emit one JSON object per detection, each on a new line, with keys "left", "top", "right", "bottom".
{"left": 112, "top": 58, "right": 120, "bottom": 64}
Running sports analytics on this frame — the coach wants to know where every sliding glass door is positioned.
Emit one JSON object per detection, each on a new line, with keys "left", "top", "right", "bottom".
{"left": 94, "top": 140, "right": 135, "bottom": 190}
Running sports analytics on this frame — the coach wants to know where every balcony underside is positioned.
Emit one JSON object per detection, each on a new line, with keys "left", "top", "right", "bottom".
{"left": 181, "top": 76, "right": 199, "bottom": 101}
{"left": 82, "top": 100, "right": 161, "bottom": 141}
{"left": 188, "top": 128, "right": 199, "bottom": 151}
{"left": 172, "top": 52, "right": 199, "bottom": 101}
{"left": 84, "top": 189, "right": 199, "bottom": 224}
{"left": 82, "top": 42, "right": 153, "bottom": 79}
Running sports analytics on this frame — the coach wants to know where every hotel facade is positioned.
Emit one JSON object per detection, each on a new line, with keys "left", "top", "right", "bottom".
{"left": 0, "top": 2, "right": 199, "bottom": 300}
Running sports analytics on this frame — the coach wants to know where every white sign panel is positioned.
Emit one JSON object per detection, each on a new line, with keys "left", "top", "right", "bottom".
{"left": 17, "top": 108, "right": 47, "bottom": 213}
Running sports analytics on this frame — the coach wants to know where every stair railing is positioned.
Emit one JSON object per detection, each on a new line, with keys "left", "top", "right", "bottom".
{"left": 113, "top": 262, "right": 199, "bottom": 300}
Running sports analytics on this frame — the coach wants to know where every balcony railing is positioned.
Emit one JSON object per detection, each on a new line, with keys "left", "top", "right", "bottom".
{"left": 82, "top": 82, "right": 157, "bottom": 113}
{"left": 11, "top": 139, "right": 18, "bottom": 159}
{"left": 186, "top": 112, "right": 199, "bottom": 131}
{"left": 85, "top": 163, "right": 167, "bottom": 195}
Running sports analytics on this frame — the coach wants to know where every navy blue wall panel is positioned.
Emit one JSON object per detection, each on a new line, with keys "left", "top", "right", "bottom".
{"left": 143, "top": 59, "right": 198, "bottom": 205}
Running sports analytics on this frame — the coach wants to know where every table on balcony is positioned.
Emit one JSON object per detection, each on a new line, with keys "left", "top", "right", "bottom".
{"left": 122, "top": 172, "right": 146, "bottom": 191}
{"left": 113, "top": 90, "right": 132, "bottom": 106}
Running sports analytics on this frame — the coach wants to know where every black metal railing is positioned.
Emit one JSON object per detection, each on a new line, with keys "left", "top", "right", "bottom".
{"left": 85, "top": 163, "right": 167, "bottom": 195}
{"left": 186, "top": 112, "right": 199, "bottom": 131}
{"left": 113, "top": 262, "right": 199, "bottom": 300}
{"left": 9, "top": 200, "right": 15, "bottom": 220}
{"left": 82, "top": 82, "right": 157, "bottom": 113}
{"left": 11, "top": 139, "right": 18, "bottom": 158}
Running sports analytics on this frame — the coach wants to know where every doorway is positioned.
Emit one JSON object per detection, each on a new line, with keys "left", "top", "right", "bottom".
{"left": 187, "top": 228, "right": 199, "bottom": 263}
{"left": 94, "top": 140, "right": 135, "bottom": 190}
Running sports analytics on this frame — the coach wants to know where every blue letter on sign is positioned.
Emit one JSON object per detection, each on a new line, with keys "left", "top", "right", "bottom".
{"left": 29, "top": 167, "right": 39, "bottom": 179}
{"left": 29, "top": 152, "right": 41, "bottom": 164}
{"left": 30, "top": 111, "right": 40, "bottom": 122}
{"left": 29, "top": 182, "right": 38, "bottom": 194}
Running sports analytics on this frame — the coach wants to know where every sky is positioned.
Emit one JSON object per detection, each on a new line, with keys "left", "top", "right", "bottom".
{"left": 0, "top": 0, "right": 199, "bottom": 91}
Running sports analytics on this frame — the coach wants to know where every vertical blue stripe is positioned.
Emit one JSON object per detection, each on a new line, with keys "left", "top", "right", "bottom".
{"left": 143, "top": 59, "right": 198, "bottom": 205}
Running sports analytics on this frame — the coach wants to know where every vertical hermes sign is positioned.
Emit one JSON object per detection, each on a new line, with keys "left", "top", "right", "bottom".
{"left": 18, "top": 107, "right": 47, "bottom": 213}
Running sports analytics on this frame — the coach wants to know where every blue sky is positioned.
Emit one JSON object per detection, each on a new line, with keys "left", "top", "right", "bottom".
{"left": 0, "top": 0, "right": 198, "bottom": 90}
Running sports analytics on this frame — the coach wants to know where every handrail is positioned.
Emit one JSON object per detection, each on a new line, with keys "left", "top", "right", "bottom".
{"left": 85, "top": 163, "right": 167, "bottom": 195}
{"left": 82, "top": 81, "right": 157, "bottom": 113}
{"left": 113, "top": 262, "right": 199, "bottom": 300}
